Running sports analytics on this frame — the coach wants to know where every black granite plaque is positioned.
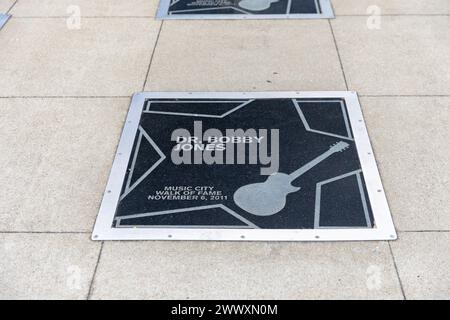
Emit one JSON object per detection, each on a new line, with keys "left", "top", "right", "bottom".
{"left": 93, "top": 92, "right": 396, "bottom": 241}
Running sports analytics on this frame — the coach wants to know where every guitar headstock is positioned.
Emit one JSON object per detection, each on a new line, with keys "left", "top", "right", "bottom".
{"left": 330, "top": 141, "right": 350, "bottom": 153}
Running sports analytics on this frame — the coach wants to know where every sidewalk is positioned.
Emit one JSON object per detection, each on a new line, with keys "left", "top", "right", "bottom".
{"left": 0, "top": 0, "right": 449, "bottom": 299}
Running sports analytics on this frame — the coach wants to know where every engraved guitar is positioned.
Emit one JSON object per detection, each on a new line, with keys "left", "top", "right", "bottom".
{"left": 233, "top": 141, "right": 350, "bottom": 216}
{"left": 238, "top": 0, "right": 279, "bottom": 11}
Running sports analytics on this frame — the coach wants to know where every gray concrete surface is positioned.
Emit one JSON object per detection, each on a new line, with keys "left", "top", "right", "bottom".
{"left": 0, "top": 233, "right": 100, "bottom": 299}
{"left": 9, "top": 0, "right": 158, "bottom": 17}
{"left": 331, "top": 16, "right": 450, "bottom": 95}
{"left": 145, "top": 20, "right": 346, "bottom": 91}
{"left": 0, "top": 98, "right": 129, "bottom": 232}
{"left": 91, "top": 242, "right": 403, "bottom": 300}
{"left": 391, "top": 232, "right": 450, "bottom": 299}
{"left": 333, "top": 0, "right": 450, "bottom": 15}
{"left": 0, "top": 18, "right": 160, "bottom": 96}
{"left": 0, "top": 0, "right": 449, "bottom": 300}
{"left": 361, "top": 97, "right": 450, "bottom": 231}
{"left": 0, "top": 0, "right": 15, "bottom": 13}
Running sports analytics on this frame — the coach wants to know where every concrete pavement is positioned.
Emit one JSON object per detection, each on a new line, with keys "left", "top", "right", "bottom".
{"left": 0, "top": 0, "right": 449, "bottom": 299}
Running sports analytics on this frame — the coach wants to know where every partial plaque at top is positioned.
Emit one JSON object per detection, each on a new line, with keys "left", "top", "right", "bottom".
{"left": 156, "top": 0, "right": 335, "bottom": 19}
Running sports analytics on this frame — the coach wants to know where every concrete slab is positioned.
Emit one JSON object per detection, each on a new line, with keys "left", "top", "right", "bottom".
{"left": 0, "top": 98, "right": 129, "bottom": 232}
{"left": 391, "top": 232, "right": 450, "bottom": 299}
{"left": 145, "top": 20, "right": 346, "bottom": 92}
{"left": 333, "top": 0, "right": 450, "bottom": 15}
{"left": 0, "top": 18, "right": 160, "bottom": 97}
{"left": 0, "top": 0, "right": 448, "bottom": 301}
{"left": 331, "top": 16, "right": 450, "bottom": 95}
{"left": 0, "top": 233, "right": 100, "bottom": 299}
{"left": 10, "top": 0, "right": 158, "bottom": 17}
{"left": 361, "top": 97, "right": 450, "bottom": 231}
{"left": 0, "top": 99, "right": 53, "bottom": 228}
{"left": 91, "top": 241, "right": 403, "bottom": 299}
{"left": 0, "top": 0, "right": 15, "bottom": 13}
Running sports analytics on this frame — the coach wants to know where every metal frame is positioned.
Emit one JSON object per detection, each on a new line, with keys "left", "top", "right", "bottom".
{"left": 92, "top": 91, "right": 397, "bottom": 241}
{"left": 0, "top": 14, "right": 11, "bottom": 30}
{"left": 156, "top": 0, "right": 335, "bottom": 20}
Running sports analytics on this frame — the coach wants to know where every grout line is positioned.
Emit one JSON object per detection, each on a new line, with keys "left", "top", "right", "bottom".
{"left": 2, "top": 230, "right": 448, "bottom": 236}
{"left": 1, "top": 230, "right": 447, "bottom": 235}
{"left": 360, "top": 94, "right": 450, "bottom": 97}
{"left": 1, "top": 95, "right": 449, "bottom": 99}
{"left": 87, "top": 241, "right": 104, "bottom": 300}
{"left": 398, "top": 230, "right": 450, "bottom": 233}
{"left": 142, "top": 22, "right": 164, "bottom": 91}
{"left": 0, "top": 95, "right": 131, "bottom": 99}
{"left": 336, "top": 14, "right": 450, "bottom": 17}
{"left": 1, "top": 230, "right": 448, "bottom": 235}
{"left": 10, "top": 16, "right": 158, "bottom": 19}
{"left": 0, "top": 231, "right": 91, "bottom": 234}
{"left": 6, "top": 0, "right": 18, "bottom": 14}
{"left": 388, "top": 242, "right": 407, "bottom": 300}
{"left": 328, "top": 19, "right": 349, "bottom": 90}
{"left": 6, "top": 14, "right": 450, "bottom": 18}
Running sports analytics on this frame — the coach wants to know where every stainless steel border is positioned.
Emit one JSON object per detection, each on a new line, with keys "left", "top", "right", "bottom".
{"left": 156, "top": 0, "right": 335, "bottom": 20}
{"left": 92, "top": 91, "right": 397, "bottom": 241}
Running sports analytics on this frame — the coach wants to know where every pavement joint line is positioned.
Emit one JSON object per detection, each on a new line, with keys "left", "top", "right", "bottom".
{"left": 1, "top": 95, "right": 450, "bottom": 99}
{"left": 336, "top": 14, "right": 450, "bottom": 17}
{"left": 388, "top": 242, "right": 407, "bottom": 300}
{"left": 328, "top": 19, "right": 348, "bottom": 90}
{"left": 6, "top": 14, "right": 450, "bottom": 18}
{"left": 398, "top": 230, "right": 450, "bottom": 233}
{"left": 360, "top": 94, "right": 450, "bottom": 97}
{"left": 1, "top": 230, "right": 448, "bottom": 235}
{"left": 87, "top": 241, "right": 104, "bottom": 300}
{"left": 0, "top": 231, "right": 91, "bottom": 234}
{"left": 142, "top": 21, "right": 164, "bottom": 91}
{"left": 0, "top": 95, "right": 131, "bottom": 99}
{"left": 9, "top": 16, "right": 158, "bottom": 19}
{"left": 6, "top": 0, "right": 18, "bottom": 14}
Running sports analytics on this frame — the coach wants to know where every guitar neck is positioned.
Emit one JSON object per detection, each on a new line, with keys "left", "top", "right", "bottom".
{"left": 289, "top": 149, "right": 336, "bottom": 181}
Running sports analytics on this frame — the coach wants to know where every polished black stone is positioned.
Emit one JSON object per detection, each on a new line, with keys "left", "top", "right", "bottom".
{"left": 167, "top": 0, "right": 322, "bottom": 16}
{"left": 113, "top": 98, "right": 374, "bottom": 230}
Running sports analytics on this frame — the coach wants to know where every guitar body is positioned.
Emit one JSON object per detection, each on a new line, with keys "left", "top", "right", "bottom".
{"left": 233, "top": 141, "right": 349, "bottom": 217}
{"left": 233, "top": 173, "right": 300, "bottom": 216}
